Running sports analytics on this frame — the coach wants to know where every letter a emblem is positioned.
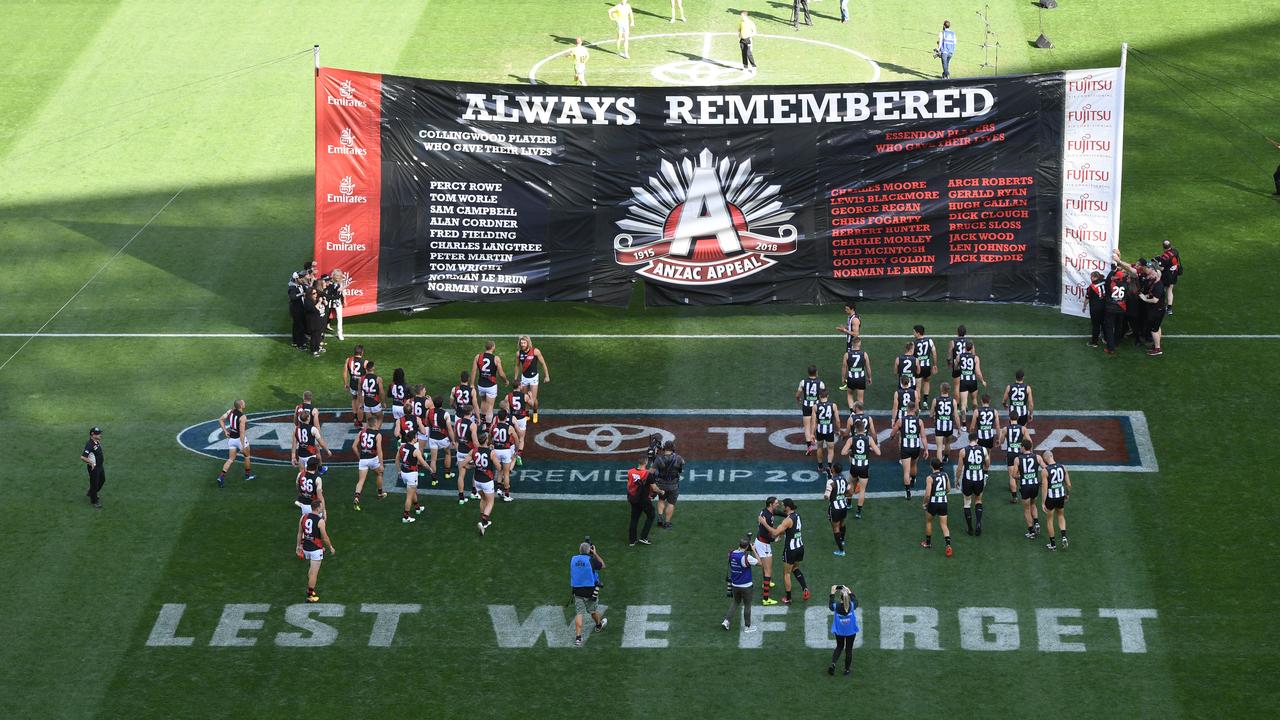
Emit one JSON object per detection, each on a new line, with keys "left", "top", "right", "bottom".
{"left": 667, "top": 161, "right": 742, "bottom": 258}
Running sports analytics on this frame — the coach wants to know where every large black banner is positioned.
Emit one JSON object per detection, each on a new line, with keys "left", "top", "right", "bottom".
{"left": 315, "top": 69, "right": 1064, "bottom": 313}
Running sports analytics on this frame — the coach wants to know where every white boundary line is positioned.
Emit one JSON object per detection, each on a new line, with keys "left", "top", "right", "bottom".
{"left": 1, "top": 332, "right": 1275, "bottom": 340}
{"left": 528, "top": 32, "right": 881, "bottom": 84}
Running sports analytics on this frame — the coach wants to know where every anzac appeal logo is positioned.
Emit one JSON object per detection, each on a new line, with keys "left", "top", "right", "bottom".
{"left": 613, "top": 149, "right": 798, "bottom": 285}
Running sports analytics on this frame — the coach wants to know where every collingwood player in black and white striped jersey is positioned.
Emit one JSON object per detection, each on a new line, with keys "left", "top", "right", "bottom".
{"left": 1016, "top": 441, "right": 1042, "bottom": 539}
{"left": 839, "top": 336, "right": 872, "bottom": 408}
{"left": 813, "top": 389, "right": 840, "bottom": 476}
{"left": 890, "top": 401, "right": 925, "bottom": 499}
{"left": 893, "top": 342, "right": 919, "bottom": 391}
{"left": 954, "top": 342, "right": 986, "bottom": 423}
{"left": 912, "top": 325, "right": 938, "bottom": 408}
{"left": 947, "top": 325, "right": 970, "bottom": 379}
{"left": 930, "top": 383, "right": 959, "bottom": 462}
{"left": 796, "top": 365, "right": 825, "bottom": 456}
{"left": 1002, "top": 369, "right": 1035, "bottom": 427}
{"left": 920, "top": 459, "right": 953, "bottom": 556}
{"left": 889, "top": 374, "right": 918, "bottom": 424}
{"left": 999, "top": 417, "right": 1030, "bottom": 504}
{"left": 840, "top": 419, "right": 880, "bottom": 520}
{"left": 957, "top": 437, "right": 989, "bottom": 536}
{"left": 767, "top": 499, "right": 810, "bottom": 605}
{"left": 1039, "top": 450, "right": 1072, "bottom": 550}
{"left": 824, "top": 463, "right": 853, "bottom": 557}
{"left": 968, "top": 394, "right": 1000, "bottom": 454}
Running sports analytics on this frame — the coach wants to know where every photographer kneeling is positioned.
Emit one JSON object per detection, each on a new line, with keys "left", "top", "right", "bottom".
{"left": 570, "top": 540, "right": 608, "bottom": 647}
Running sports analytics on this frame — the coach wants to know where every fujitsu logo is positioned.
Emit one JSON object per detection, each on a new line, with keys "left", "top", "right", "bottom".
{"left": 1062, "top": 281, "right": 1089, "bottom": 299}
{"left": 327, "top": 127, "right": 368, "bottom": 156}
{"left": 1068, "top": 75, "right": 1114, "bottom": 94}
{"left": 1064, "top": 252, "right": 1108, "bottom": 271}
{"left": 326, "top": 176, "right": 368, "bottom": 204}
{"left": 1066, "top": 134, "right": 1112, "bottom": 153}
{"left": 1065, "top": 194, "right": 1109, "bottom": 213}
{"left": 1065, "top": 224, "right": 1109, "bottom": 244}
{"left": 1065, "top": 163, "right": 1111, "bottom": 183}
{"left": 327, "top": 78, "right": 369, "bottom": 108}
{"left": 613, "top": 149, "right": 798, "bottom": 286}
{"left": 1067, "top": 104, "right": 1112, "bottom": 124}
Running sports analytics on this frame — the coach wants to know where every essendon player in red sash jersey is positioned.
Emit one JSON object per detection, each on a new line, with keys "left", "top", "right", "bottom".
{"left": 342, "top": 345, "right": 367, "bottom": 427}
{"left": 353, "top": 422, "right": 385, "bottom": 511}
{"left": 397, "top": 438, "right": 428, "bottom": 523}
{"left": 424, "top": 397, "right": 455, "bottom": 487}
{"left": 291, "top": 419, "right": 330, "bottom": 472}
{"left": 451, "top": 371, "right": 475, "bottom": 415}
{"left": 294, "top": 390, "right": 322, "bottom": 434}
{"left": 296, "top": 457, "right": 324, "bottom": 515}
{"left": 388, "top": 368, "right": 409, "bottom": 423}
{"left": 503, "top": 385, "right": 532, "bottom": 460}
{"left": 217, "top": 399, "right": 255, "bottom": 487}
{"left": 489, "top": 409, "right": 519, "bottom": 501}
{"left": 393, "top": 401, "right": 416, "bottom": 448}
{"left": 516, "top": 335, "right": 550, "bottom": 423}
{"left": 359, "top": 361, "right": 385, "bottom": 431}
{"left": 467, "top": 443, "right": 498, "bottom": 536}
{"left": 295, "top": 501, "right": 334, "bottom": 603}
{"left": 472, "top": 340, "right": 509, "bottom": 424}
{"left": 452, "top": 408, "right": 480, "bottom": 504}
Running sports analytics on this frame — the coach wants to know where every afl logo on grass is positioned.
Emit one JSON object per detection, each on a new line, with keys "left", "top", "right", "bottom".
{"left": 177, "top": 409, "right": 361, "bottom": 467}
{"left": 613, "top": 148, "right": 798, "bottom": 285}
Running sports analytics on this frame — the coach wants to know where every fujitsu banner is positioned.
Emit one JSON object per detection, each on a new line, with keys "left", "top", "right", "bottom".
{"left": 1060, "top": 66, "right": 1125, "bottom": 318}
{"left": 314, "top": 67, "right": 1074, "bottom": 314}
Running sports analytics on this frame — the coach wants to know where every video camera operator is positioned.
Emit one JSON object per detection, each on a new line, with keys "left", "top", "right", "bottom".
{"left": 652, "top": 440, "right": 685, "bottom": 529}
{"left": 570, "top": 538, "right": 607, "bottom": 647}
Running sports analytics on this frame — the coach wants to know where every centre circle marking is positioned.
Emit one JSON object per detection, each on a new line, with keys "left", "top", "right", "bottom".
{"left": 528, "top": 32, "right": 881, "bottom": 86}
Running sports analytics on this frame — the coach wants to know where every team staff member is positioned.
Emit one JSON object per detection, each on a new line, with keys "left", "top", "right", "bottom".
{"left": 80, "top": 426, "right": 106, "bottom": 509}
{"left": 1039, "top": 450, "right": 1072, "bottom": 550}
{"left": 287, "top": 263, "right": 312, "bottom": 349}
{"left": 569, "top": 38, "right": 589, "bottom": 86}
{"left": 608, "top": 0, "right": 635, "bottom": 59}
{"left": 296, "top": 499, "right": 335, "bottom": 603}
{"left": 722, "top": 538, "right": 760, "bottom": 633}
{"left": 754, "top": 497, "right": 781, "bottom": 605}
{"left": 791, "top": 0, "right": 812, "bottom": 29}
{"left": 1084, "top": 271, "right": 1107, "bottom": 347}
{"left": 827, "top": 584, "right": 859, "bottom": 676}
{"left": 768, "top": 499, "right": 810, "bottom": 605}
{"left": 669, "top": 0, "right": 686, "bottom": 23}
{"left": 516, "top": 335, "right": 549, "bottom": 423}
{"left": 936, "top": 20, "right": 956, "bottom": 78}
{"left": 824, "top": 463, "right": 852, "bottom": 556}
{"left": 920, "top": 459, "right": 953, "bottom": 556}
{"left": 1115, "top": 253, "right": 1167, "bottom": 356}
{"left": 217, "top": 399, "right": 255, "bottom": 487}
{"left": 652, "top": 440, "right": 685, "bottom": 528}
{"left": 570, "top": 541, "right": 608, "bottom": 647}
{"left": 303, "top": 284, "right": 327, "bottom": 357}
{"left": 738, "top": 11, "right": 758, "bottom": 74}
{"left": 626, "top": 455, "right": 664, "bottom": 546}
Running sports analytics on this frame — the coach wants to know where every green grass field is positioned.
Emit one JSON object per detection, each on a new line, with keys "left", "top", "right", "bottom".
{"left": 2, "top": 1, "right": 1279, "bottom": 718}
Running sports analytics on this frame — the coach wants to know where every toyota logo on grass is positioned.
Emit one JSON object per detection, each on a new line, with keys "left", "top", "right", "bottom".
{"left": 535, "top": 424, "right": 673, "bottom": 455}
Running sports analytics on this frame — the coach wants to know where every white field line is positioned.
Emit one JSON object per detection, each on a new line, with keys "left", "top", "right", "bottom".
{"left": 0, "top": 332, "right": 1275, "bottom": 340}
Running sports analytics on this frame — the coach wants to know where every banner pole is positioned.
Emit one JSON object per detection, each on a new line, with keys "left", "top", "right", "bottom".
{"left": 313, "top": 44, "right": 320, "bottom": 77}
{"left": 1112, "top": 43, "right": 1128, "bottom": 255}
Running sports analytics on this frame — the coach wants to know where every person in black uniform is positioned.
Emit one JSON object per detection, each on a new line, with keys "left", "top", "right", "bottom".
{"left": 653, "top": 440, "right": 685, "bottom": 529}
{"left": 287, "top": 262, "right": 313, "bottom": 350}
{"left": 791, "top": 0, "right": 812, "bottom": 28}
{"left": 824, "top": 463, "right": 852, "bottom": 557}
{"left": 1101, "top": 265, "right": 1128, "bottom": 355}
{"left": 920, "top": 459, "right": 953, "bottom": 556}
{"left": 303, "top": 284, "right": 326, "bottom": 357}
{"left": 1016, "top": 441, "right": 1042, "bottom": 539}
{"left": 79, "top": 427, "right": 106, "bottom": 509}
{"left": 768, "top": 499, "right": 810, "bottom": 604}
{"left": 1084, "top": 271, "right": 1107, "bottom": 348}
{"left": 626, "top": 455, "right": 664, "bottom": 546}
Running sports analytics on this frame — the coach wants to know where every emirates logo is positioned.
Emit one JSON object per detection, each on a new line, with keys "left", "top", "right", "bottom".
{"left": 339, "top": 176, "right": 355, "bottom": 196}
{"left": 339, "top": 128, "right": 355, "bottom": 147}
{"left": 338, "top": 224, "right": 354, "bottom": 243}
{"left": 339, "top": 80, "right": 355, "bottom": 100}
{"left": 613, "top": 149, "right": 798, "bottom": 285}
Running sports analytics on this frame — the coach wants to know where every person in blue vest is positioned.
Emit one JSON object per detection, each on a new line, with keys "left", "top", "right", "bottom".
{"left": 721, "top": 537, "right": 761, "bottom": 633}
{"left": 827, "top": 583, "right": 860, "bottom": 676}
{"left": 935, "top": 20, "right": 956, "bottom": 79}
{"left": 570, "top": 540, "right": 607, "bottom": 647}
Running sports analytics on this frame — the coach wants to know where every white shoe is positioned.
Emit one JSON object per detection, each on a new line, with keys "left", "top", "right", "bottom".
{"left": 593, "top": 617, "right": 608, "bottom": 633}
{"left": 402, "top": 516, "right": 415, "bottom": 523}
{"left": 721, "top": 619, "right": 731, "bottom": 630}
{"left": 477, "top": 521, "right": 486, "bottom": 536}
{"left": 743, "top": 625, "right": 758, "bottom": 633}
{"left": 502, "top": 494, "right": 513, "bottom": 502}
